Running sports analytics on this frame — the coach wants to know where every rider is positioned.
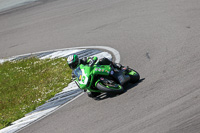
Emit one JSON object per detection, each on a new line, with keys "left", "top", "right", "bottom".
{"left": 67, "top": 54, "right": 121, "bottom": 70}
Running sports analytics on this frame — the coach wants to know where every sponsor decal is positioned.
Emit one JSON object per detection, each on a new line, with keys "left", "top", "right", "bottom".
{"left": 100, "top": 77, "right": 104, "bottom": 80}
{"left": 98, "top": 68, "right": 101, "bottom": 72}
{"left": 79, "top": 75, "right": 82, "bottom": 80}
{"left": 95, "top": 68, "right": 98, "bottom": 71}
{"left": 82, "top": 76, "right": 85, "bottom": 82}
{"left": 102, "top": 69, "right": 104, "bottom": 72}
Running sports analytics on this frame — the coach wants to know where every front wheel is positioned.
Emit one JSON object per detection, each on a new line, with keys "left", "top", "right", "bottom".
{"left": 96, "top": 80, "right": 124, "bottom": 93}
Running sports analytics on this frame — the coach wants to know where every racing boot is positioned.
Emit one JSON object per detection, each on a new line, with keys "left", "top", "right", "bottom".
{"left": 87, "top": 90, "right": 101, "bottom": 98}
{"left": 112, "top": 63, "right": 122, "bottom": 70}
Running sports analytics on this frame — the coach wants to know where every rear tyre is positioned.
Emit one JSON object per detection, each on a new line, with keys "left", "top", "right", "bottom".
{"left": 96, "top": 81, "right": 124, "bottom": 94}
{"left": 128, "top": 69, "right": 140, "bottom": 83}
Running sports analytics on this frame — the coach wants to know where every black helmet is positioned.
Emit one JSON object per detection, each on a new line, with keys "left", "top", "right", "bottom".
{"left": 67, "top": 54, "right": 80, "bottom": 69}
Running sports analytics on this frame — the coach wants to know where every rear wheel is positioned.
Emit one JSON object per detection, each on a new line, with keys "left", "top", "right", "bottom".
{"left": 96, "top": 79, "right": 124, "bottom": 93}
{"left": 128, "top": 69, "right": 140, "bottom": 83}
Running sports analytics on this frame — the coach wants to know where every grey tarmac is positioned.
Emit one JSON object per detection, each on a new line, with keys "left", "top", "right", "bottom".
{"left": 0, "top": 0, "right": 200, "bottom": 133}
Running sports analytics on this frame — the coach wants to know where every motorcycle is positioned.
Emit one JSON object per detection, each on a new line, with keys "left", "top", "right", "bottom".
{"left": 74, "top": 63, "right": 140, "bottom": 98}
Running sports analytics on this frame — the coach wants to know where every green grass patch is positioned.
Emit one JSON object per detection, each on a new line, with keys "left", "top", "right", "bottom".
{"left": 0, "top": 57, "right": 72, "bottom": 129}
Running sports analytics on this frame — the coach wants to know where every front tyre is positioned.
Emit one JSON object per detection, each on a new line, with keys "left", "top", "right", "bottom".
{"left": 96, "top": 81, "right": 124, "bottom": 94}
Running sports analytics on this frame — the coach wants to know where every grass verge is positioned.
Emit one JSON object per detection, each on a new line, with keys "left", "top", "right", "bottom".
{"left": 0, "top": 57, "right": 72, "bottom": 129}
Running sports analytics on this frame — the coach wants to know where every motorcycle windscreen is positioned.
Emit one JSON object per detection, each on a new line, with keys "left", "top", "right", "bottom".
{"left": 74, "top": 67, "right": 82, "bottom": 81}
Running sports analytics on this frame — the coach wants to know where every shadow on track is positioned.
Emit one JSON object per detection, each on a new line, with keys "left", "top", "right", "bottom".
{"left": 93, "top": 78, "right": 145, "bottom": 101}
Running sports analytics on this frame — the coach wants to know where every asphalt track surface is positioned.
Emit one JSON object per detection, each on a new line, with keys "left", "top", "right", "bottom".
{"left": 0, "top": 0, "right": 200, "bottom": 133}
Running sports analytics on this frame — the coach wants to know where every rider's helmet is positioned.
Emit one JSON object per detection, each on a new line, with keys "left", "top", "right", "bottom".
{"left": 67, "top": 54, "right": 80, "bottom": 69}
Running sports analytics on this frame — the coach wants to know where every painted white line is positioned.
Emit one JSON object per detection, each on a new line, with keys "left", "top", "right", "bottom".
{"left": 0, "top": 59, "right": 4, "bottom": 64}
{"left": 0, "top": 46, "right": 120, "bottom": 64}
{"left": 0, "top": 0, "right": 38, "bottom": 13}
{"left": 0, "top": 46, "right": 120, "bottom": 133}
{"left": 56, "top": 46, "right": 120, "bottom": 63}
{"left": 13, "top": 106, "right": 58, "bottom": 125}
{"left": 0, "top": 56, "right": 17, "bottom": 64}
{"left": 95, "top": 52, "right": 112, "bottom": 61}
{"left": 40, "top": 49, "right": 85, "bottom": 59}
{"left": 57, "top": 82, "right": 79, "bottom": 95}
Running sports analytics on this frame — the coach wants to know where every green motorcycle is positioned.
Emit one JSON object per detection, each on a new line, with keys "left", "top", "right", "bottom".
{"left": 74, "top": 63, "right": 140, "bottom": 97}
